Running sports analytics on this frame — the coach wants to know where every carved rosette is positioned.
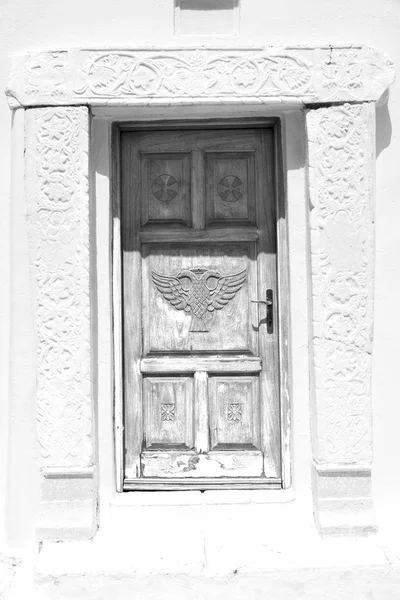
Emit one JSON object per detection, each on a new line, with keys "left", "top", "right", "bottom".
{"left": 307, "top": 103, "right": 375, "bottom": 465}
{"left": 26, "top": 106, "right": 92, "bottom": 468}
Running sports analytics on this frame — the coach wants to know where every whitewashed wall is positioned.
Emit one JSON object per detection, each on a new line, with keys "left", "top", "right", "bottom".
{"left": 1, "top": 0, "right": 400, "bottom": 597}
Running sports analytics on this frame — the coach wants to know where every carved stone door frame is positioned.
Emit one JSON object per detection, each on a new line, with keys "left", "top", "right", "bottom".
{"left": 7, "top": 45, "right": 395, "bottom": 537}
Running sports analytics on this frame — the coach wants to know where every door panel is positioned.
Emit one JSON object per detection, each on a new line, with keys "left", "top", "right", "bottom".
{"left": 142, "top": 243, "right": 257, "bottom": 353}
{"left": 209, "top": 376, "right": 260, "bottom": 450}
{"left": 141, "top": 153, "right": 191, "bottom": 226}
{"left": 121, "top": 125, "right": 281, "bottom": 489}
{"left": 143, "top": 376, "right": 194, "bottom": 450}
{"left": 205, "top": 152, "right": 256, "bottom": 224}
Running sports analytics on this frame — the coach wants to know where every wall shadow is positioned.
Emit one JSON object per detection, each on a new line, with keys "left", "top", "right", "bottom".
{"left": 376, "top": 90, "right": 392, "bottom": 158}
{"left": 178, "top": 0, "right": 238, "bottom": 11}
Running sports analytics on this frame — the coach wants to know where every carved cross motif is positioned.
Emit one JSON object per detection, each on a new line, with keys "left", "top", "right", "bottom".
{"left": 217, "top": 175, "right": 243, "bottom": 203}
{"left": 227, "top": 403, "right": 242, "bottom": 423}
{"left": 152, "top": 173, "right": 179, "bottom": 202}
{"left": 161, "top": 403, "right": 175, "bottom": 421}
{"left": 151, "top": 267, "right": 247, "bottom": 332}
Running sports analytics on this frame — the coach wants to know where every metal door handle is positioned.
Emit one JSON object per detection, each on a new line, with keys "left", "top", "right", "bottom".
{"left": 251, "top": 289, "right": 273, "bottom": 333}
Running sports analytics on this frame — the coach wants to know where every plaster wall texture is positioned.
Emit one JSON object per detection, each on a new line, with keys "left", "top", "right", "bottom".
{"left": 1, "top": 0, "right": 400, "bottom": 598}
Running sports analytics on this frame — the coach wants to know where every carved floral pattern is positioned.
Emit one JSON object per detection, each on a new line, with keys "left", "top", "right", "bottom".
{"left": 322, "top": 52, "right": 363, "bottom": 101}
{"left": 75, "top": 51, "right": 313, "bottom": 98}
{"left": 307, "top": 103, "right": 374, "bottom": 463}
{"left": 6, "top": 47, "right": 395, "bottom": 108}
{"left": 27, "top": 107, "right": 92, "bottom": 467}
{"left": 24, "top": 52, "right": 68, "bottom": 103}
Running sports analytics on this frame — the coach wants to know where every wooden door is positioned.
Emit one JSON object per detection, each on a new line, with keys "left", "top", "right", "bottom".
{"left": 120, "top": 125, "right": 281, "bottom": 489}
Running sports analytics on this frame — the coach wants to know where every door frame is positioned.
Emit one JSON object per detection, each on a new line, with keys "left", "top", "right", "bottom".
{"left": 111, "top": 117, "right": 290, "bottom": 491}
{"left": 15, "top": 44, "right": 388, "bottom": 533}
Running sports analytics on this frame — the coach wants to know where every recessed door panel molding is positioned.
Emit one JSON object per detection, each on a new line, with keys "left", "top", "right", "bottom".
{"left": 142, "top": 243, "right": 256, "bottom": 353}
{"left": 143, "top": 376, "right": 194, "bottom": 450}
{"left": 121, "top": 125, "right": 281, "bottom": 489}
{"left": 205, "top": 152, "right": 256, "bottom": 225}
{"left": 141, "top": 152, "right": 191, "bottom": 226}
{"left": 209, "top": 376, "right": 260, "bottom": 450}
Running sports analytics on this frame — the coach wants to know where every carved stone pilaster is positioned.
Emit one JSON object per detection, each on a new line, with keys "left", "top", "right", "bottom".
{"left": 306, "top": 103, "right": 376, "bottom": 533}
{"left": 25, "top": 106, "right": 96, "bottom": 539}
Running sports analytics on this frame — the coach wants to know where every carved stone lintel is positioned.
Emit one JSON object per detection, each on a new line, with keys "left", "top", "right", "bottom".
{"left": 306, "top": 102, "right": 375, "bottom": 533}
{"left": 6, "top": 46, "right": 395, "bottom": 109}
{"left": 25, "top": 106, "right": 95, "bottom": 538}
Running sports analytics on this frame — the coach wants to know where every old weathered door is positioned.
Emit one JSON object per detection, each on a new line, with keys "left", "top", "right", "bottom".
{"left": 121, "top": 125, "right": 281, "bottom": 489}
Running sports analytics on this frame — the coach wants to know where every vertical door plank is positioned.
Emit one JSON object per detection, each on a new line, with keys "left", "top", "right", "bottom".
{"left": 194, "top": 370, "right": 209, "bottom": 453}
{"left": 256, "top": 129, "right": 281, "bottom": 478}
{"left": 121, "top": 133, "right": 143, "bottom": 479}
{"left": 112, "top": 126, "right": 124, "bottom": 491}
{"left": 191, "top": 148, "right": 205, "bottom": 229}
{"left": 275, "top": 124, "right": 291, "bottom": 488}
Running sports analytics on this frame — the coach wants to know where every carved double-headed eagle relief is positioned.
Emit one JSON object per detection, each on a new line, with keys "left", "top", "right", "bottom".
{"left": 151, "top": 267, "right": 247, "bottom": 332}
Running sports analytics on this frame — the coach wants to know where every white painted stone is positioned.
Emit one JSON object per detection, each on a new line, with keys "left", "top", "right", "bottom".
{"left": 21, "top": 96, "right": 383, "bottom": 545}
{"left": 0, "top": 553, "right": 20, "bottom": 599}
{"left": 17, "top": 48, "right": 389, "bottom": 543}
{"left": 28, "top": 528, "right": 400, "bottom": 599}
{"left": 5, "top": 46, "right": 395, "bottom": 108}
{"left": 306, "top": 103, "right": 376, "bottom": 533}
{"left": 30, "top": 570, "right": 400, "bottom": 600}
{"left": 176, "top": 0, "right": 240, "bottom": 37}
{"left": 25, "top": 107, "right": 96, "bottom": 539}
{"left": 1, "top": 1, "right": 400, "bottom": 596}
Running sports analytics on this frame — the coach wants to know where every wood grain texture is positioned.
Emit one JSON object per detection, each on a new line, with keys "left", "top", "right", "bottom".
{"left": 121, "top": 132, "right": 143, "bottom": 479}
{"left": 209, "top": 376, "right": 260, "bottom": 450}
{"left": 143, "top": 376, "right": 194, "bottom": 449}
{"left": 111, "top": 124, "right": 124, "bottom": 491}
{"left": 119, "top": 124, "right": 282, "bottom": 488}
{"left": 191, "top": 149, "right": 205, "bottom": 229}
{"left": 205, "top": 152, "right": 256, "bottom": 225}
{"left": 142, "top": 243, "right": 257, "bottom": 354}
{"left": 274, "top": 120, "right": 291, "bottom": 488}
{"left": 255, "top": 128, "right": 281, "bottom": 479}
{"left": 141, "top": 356, "right": 262, "bottom": 373}
{"left": 194, "top": 371, "right": 208, "bottom": 453}
{"left": 141, "top": 450, "right": 263, "bottom": 478}
{"left": 141, "top": 152, "right": 191, "bottom": 226}
{"left": 124, "top": 478, "right": 282, "bottom": 490}
{"left": 139, "top": 228, "right": 259, "bottom": 243}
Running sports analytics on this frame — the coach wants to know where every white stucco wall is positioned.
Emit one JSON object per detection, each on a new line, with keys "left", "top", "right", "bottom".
{"left": 1, "top": 1, "right": 400, "bottom": 597}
